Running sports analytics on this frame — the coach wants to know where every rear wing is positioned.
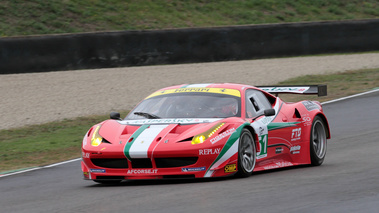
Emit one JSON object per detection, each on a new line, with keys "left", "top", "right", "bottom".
{"left": 257, "top": 85, "right": 327, "bottom": 97}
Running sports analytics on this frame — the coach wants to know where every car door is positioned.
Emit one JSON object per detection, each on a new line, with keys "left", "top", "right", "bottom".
{"left": 245, "top": 89, "right": 276, "bottom": 160}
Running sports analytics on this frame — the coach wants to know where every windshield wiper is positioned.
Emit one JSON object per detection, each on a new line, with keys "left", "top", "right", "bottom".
{"left": 133, "top": 112, "right": 161, "bottom": 119}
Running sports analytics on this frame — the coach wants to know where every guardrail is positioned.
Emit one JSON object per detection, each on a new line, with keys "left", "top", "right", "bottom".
{"left": 1, "top": 19, "right": 379, "bottom": 74}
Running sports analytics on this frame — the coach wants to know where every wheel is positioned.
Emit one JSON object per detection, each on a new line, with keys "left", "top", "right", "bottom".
{"left": 236, "top": 129, "right": 256, "bottom": 177}
{"left": 310, "top": 116, "right": 327, "bottom": 166}
{"left": 93, "top": 180, "right": 122, "bottom": 185}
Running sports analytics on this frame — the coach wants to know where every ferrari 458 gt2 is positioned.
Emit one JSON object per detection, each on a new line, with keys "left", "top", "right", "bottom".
{"left": 81, "top": 83, "right": 330, "bottom": 184}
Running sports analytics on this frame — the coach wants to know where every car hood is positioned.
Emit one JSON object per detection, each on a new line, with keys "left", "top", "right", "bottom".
{"left": 94, "top": 117, "right": 241, "bottom": 147}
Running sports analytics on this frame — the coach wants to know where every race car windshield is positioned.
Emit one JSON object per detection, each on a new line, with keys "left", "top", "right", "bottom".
{"left": 126, "top": 93, "right": 241, "bottom": 119}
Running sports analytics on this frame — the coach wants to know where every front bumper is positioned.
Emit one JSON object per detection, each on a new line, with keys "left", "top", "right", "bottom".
{"left": 81, "top": 149, "right": 238, "bottom": 180}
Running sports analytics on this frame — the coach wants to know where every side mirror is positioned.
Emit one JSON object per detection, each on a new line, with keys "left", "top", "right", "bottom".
{"left": 110, "top": 112, "right": 122, "bottom": 120}
{"left": 264, "top": 109, "right": 275, "bottom": 116}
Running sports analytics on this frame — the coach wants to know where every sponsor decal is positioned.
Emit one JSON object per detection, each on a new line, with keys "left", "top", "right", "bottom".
{"left": 82, "top": 152, "right": 90, "bottom": 158}
{"left": 259, "top": 116, "right": 274, "bottom": 125}
{"left": 83, "top": 172, "right": 89, "bottom": 179}
{"left": 210, "top": 128, "right": 236, "bottom": 144}
{"left": 121, "top": 118, "right": 221, "bottom": 125}
{"left": 275, "top": 147, "right": 283, "bottom": 154}
{"left": 90, "top": 169, "right": 106, "bottom": 173}
{"left": 145, "top": 88, "right": 241, "bottom": 99}
{"left": 127, "top": 169, "right": 158, "bottom": 174}
{"left": 259, "top": 127, "right": 264, "bottom": 135}
{"left": 175, "top": 88, "right": 210, "bottom": 93}
{"left": 263, "top": 161, "right": 294, "bottom": 170}
{"left": 260, "top": 87, "right": 310, "bottom": 93}
{"left": 199, "top": 148, "right": 221, "bottom": 155}
{"left": 302, "top": 114, "right": 312, "bottom": 126}
{"left": 182, "top": 167, "right": 206, "bottom": 172}
{"left": 290, "top": 145, "right": 301, "bottom": 154}
{"left": 224, "top": 164, "right": 236, "bottom": 173}
{"left": 302, "top": 101, "right": 320, "bottom": 111}
{"left": 291, "top": 128, "right": 302, "bottom": 141}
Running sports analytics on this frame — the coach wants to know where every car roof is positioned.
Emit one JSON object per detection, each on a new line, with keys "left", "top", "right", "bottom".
{"left": 159, "top": 83, "right": 251, "bottom": 91}
{"left": 158, "top": 83, "right": 276, "bottom": 99}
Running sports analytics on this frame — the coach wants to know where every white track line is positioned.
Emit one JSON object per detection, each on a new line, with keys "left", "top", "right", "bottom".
{"left": 2, "top": 88, "right": 379, "bottom": 178}
{"left": 0, "top": 167, "right": 41, "bottom": 178}
{"left": 0, "top": 158, "right": 81, "bottom": 178}
{"left": 42, "top": 158, "right": 81, "bottom": 168}
{"left": 322, "top": 88, "right": 379, "bottom": 105}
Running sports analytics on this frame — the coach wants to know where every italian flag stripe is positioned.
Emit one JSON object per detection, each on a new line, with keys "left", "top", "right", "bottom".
{"left": 205, "top": 123, "right": 249, "bottom": 177}
{"left": 124, "top": 125, "right": 150, "bottom": 161}
{"left": 129, "top": 125, "right": 169, "bottom": 159}
{"left": 267, "top": 122, "right": 301, "bottom": 131}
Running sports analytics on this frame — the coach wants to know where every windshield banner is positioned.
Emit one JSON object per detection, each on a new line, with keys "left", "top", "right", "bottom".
{"left": 145, "top": 88, "right": 241, "bottom": 99}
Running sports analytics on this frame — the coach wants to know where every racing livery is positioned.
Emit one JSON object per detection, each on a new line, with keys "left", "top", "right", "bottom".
{"left": 81, "top": 83, "right": 330, "bottom": 183}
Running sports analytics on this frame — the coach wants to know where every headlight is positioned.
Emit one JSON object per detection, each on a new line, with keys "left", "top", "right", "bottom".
{"left": 91, "top": 125, "right": 103, "bottom": 147}
{"left": 192, "top": 135, "right": 206, "bottom": 144}
{"left": 191, "top": 123, "right": 225, "bottom": 145}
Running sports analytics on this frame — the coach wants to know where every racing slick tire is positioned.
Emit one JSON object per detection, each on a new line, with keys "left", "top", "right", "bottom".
{"left": 236, "top": 129, "right": 256, "bottom": 178}
{"left": 310, "top": 116, "right": 327, "bottom": 166}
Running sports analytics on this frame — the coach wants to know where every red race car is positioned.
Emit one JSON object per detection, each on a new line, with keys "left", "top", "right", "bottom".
{"left": 81, "top": 83, "right": 330, "bottom": 184}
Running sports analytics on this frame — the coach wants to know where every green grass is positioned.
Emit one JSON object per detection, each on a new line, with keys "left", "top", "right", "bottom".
{"left": 0, "top": 110, "right": 129, "bottom": 172}
{"left": 1, "top": 0, "right": 379, "bottom": 37}
{"left": 1, "top": 68, "right": 378, "bottom": 173}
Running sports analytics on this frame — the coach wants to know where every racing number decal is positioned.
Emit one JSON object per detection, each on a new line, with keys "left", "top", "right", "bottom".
{"left": 251, "top": 122, "right": 269, "bottom": 160}
{"left": 250, "top": 101, "right": 281, "bottom": 160}
{"left": 257, "top": 134, "right": 268, "bottom": 159}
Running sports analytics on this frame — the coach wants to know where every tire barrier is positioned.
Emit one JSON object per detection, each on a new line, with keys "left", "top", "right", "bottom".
{"left": 1, "top": 19, "right": 379, "bottom": 74}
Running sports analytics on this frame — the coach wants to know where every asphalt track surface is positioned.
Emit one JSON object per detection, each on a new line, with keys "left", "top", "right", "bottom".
{"left": 1, "top": 90, "right": 378, "bottom": 213}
